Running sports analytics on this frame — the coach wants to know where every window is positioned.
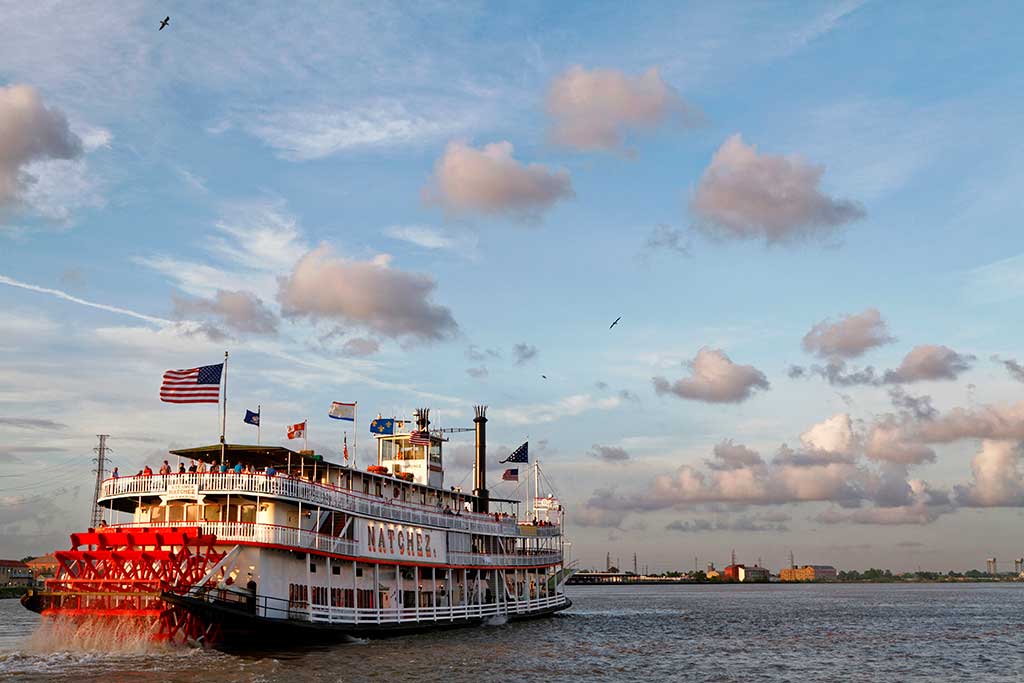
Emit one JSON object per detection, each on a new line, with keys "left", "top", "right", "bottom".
{"left": 374, "top": 482, "right": 382, "bottom": 497}
{"left": 332, "top": 565, "right": 341, "bottom": 576}
{"left": 240, "top": 505, "right": 256, "bottom": 523}
{"left": 203, "top": 504, "right": 221, "bottom": 521}
{"left": 310, "top": 562, "right": 317, "bottom": 573}
{"left": 168, "top": 505, "right": 184, "bottom": 523}
{"left": 356, "top": 568, "right": 363, "bottom": 577}
{"left": 151, "top": 506, "right": 166, "bottom": 523}
{"left": 185, "top": 504, "right": 200, "bottom": 522}
{"left": 362, "top": 479, "right": 370, "bottom": 494}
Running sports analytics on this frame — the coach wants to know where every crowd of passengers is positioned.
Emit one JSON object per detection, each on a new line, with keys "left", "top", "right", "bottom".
{"left": 111, "top": 460, "right": 289, "bottom": 479}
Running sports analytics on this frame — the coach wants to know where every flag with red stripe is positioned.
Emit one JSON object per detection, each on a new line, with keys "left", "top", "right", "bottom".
{"left": 160, "top": 364, "right": 223, "bottom": 404}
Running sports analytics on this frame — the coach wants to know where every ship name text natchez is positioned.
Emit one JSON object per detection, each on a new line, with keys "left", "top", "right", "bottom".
{"left": 23, "top": 354, "right": 574, "bottom": 647}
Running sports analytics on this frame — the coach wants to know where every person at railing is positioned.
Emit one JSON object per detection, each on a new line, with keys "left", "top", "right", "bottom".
{"left": 233, "top": 461, "right": 244, "bottom": 474}
{"left": 111, "top": 467, "right": 119, "bottom": 479}
{"left": 142, "top": 465, "right": 153, "bottom": 477}
{"left": 198, "top": 461, "right": 208, "bottom": 473}
{"left": 178, "top": 462, "right": 186, "bottom": 474}
{"left": 246, "top": 573, "right": 257, "bottom": 614}
{"left": 265, "top": 464, "right": 277, "bottom": 477}
{"left": 218, "top": 462, "right": 228, "bottom": 473}
{"left": 188, "top": 460, "right": 198, "bottom": 473}
{"left": 159, "top": 460, "right": 171, "bottom": 476}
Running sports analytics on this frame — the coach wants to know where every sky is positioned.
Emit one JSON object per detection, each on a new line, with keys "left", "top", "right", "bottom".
{"left": 1, "top": 1, "right": 1023, "bottom": 572}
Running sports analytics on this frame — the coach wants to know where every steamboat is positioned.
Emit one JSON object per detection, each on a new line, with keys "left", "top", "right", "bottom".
{"left": 23, "top": 406, "right": 573, "bottom": 647}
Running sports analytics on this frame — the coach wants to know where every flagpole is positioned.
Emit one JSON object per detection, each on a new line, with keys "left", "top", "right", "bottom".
{"left": 257, "top": 404, "right": 261, "bottom": 447}
{"left": 304, "top": 417, "right": 308, "bottom": 453}
{"left": 220, "top": 350, "right": 229, "bottom": 466}
{"left": 353, "top": 403, "right": 358, "bottom": 469}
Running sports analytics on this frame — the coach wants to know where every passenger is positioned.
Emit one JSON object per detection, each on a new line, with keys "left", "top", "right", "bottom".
{"left": 265, "top": 465, "right": 276, "bottom": 477}
{"left": 188, "top": 460, "right": 198, "bottom": 473}
{"left": 178, "top": 462, "right": 186, "bottom": 474}
{"left": 142, "top": 465, "right": 153, "bottom": 477}
{"left": 219, "top": 462, "right": 228, "bottom": 473}
{"left": 160, "top": 460, "right": 171, "bottom": 475}
{"left": 443, "top": 505, "right": 452, "bottom": 515}
{"left": 197, "top": 461, "right": 208, "bottom": 473}
{"left": 111, "top": 467, "right": 119, "bottom": 479}
{"left": 233, "top": 461, "right": 243, "bottom": 474}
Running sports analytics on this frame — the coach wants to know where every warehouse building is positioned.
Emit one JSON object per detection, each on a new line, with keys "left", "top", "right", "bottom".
{"left": 780, "top": 565, "right": 838, "bottom": 582}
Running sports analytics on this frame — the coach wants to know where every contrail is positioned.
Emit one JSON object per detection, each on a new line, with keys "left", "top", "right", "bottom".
{"left": 0, "top": 274, "right": 172, "bottom": 326}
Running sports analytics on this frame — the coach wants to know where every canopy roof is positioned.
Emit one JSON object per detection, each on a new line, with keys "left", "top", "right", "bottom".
{"left": 168, "top": 444, "right": 340, "bottom": 470}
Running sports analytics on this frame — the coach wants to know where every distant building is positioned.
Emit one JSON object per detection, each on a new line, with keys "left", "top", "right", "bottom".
{"left": 706, "top": 569, "right": 721, "bottom": 580}
{"left": 26, "top": 554, "right": 58, "bottom": 584}
{"left": 780, "top": 565, "right": 838, "bottom": 582}
{"left": 0, "top": 560, "right": 33, "bottom": 587}
{"left": 738, "top": 565, "right": 770, "bottom": 583}
{"left": 986, "top": 558, "right": 997, "bottom": 575}
{"left": 723, "top": 564, "right": 742, "bottom": 582}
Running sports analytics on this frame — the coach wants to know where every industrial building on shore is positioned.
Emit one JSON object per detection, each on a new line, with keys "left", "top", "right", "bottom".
{"left": 780, "top": 565, "right": 838, "bottom": 582}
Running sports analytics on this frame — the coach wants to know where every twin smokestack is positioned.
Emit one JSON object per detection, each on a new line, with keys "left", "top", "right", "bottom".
{"left": 473, "top": 405, "right": 489, "bottom": 513}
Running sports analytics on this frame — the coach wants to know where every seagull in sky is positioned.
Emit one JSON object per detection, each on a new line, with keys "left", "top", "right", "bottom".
{"left": 609, "top": 316, "right": 621, "bottom": 329}
{"left": 159, "top": 16, "right": 170, "bottom": 31}
{"left": 541, "top": 375, "right": 547, "bottom": 379}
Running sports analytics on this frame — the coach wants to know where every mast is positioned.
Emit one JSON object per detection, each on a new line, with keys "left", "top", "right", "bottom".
{"left": 220, "top": 350, "right": 228, "bottom": 466}
{"left": 257, "top": 404, "right": 261, "bottom": 447}
{"left": 90, "top": 434, "right": 110, "bottom": 528}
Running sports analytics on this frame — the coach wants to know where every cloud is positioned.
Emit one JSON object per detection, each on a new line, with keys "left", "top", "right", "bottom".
{"left": 466, "top": 366, "right": 488, "bottom": 379}
{"left": 817, "top": 479, "right": 953, "bottom": 524}
{"left": 384, "top": 225, "right": 478, "bottom": 255}
{"left": 573, "top": 504, "right": 624, "bottom": 528}
{"left": 341, "top": 337, "right": 380, "bottom": 357}
{"left": 173, "top": 289, "right": 279, "bottom": 335}
{"left": 643, "top": 224, "right": 690, "bottom": 257}
{"left": 665, "top": 517, "right": 788, "bottom": 533}
{"left": 882, "top": 345, "right": 974, "bottom": 383}
{"left": 0, "top": 273, "right": 171, "bottom": 326}
{"left": 800, "top": 413, "right": 856, "bottom": 456}
{"left": 512, "top": 343, "right": 538, "bottom": 365}
{"left": 497, "top": 393, "right": 622, "bottom": 426}
{"left": 0, "top": 417, "right": 67, "bottom": 430}
{"left": 277, "top": 245, "right": 458, "bottom": 342}
{"left": 465, "top": 345, "right": 500, "bottom": 362}
{"left": 994, "top": 356, "right": 1024, "bottom": 383}
{"left": 887, "top": 387, "right": 937, "bottom": 420}
{"left": 802, "top": 308, "right": 894, "bottom": 359}
{"left": 0, "top": 84, "right": 83, "bottom": 209}
{"left": 590, "top": 444, "right": 630, "bottom": 463}
{"left": 865, "top": 417, "right": 936, "bottom": 465}
{"left": 424, "top": 141, "right": 573, "bottom": 220}
{"left": 546, "top": 66, "right": 701, "bottom": 152}
{"left": 652, "top": 347, "right": 770, "bottom": 403}
{"left": 955, "top": 440, "right": 1024, "bottom": 507}
{"left": 914, "top": 402, "right": 1024, "bottom": 443}
{"left": 707, "top": 440, "right": 764, "bottom": 470}
{"left": 690, "top": 134, "right": 865, "bottom": 244}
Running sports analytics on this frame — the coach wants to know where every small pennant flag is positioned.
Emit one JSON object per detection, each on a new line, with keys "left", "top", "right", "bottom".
{"left": 287, "top": 421, "right": 306, "bottom": 440}
{"left": 244, "top": 409, "right": 260, "bottom": 426}
{"left": 329, "top": 401, "right": 356, "bottom": 421}
{"left": 502, "top": 468, "right": 519, "bottom": 482}
{"left": 501, "top": 441, "right": 528, "bottom": 463}
{"left": 343, "top": 434, "right": 349, "bottom": 463}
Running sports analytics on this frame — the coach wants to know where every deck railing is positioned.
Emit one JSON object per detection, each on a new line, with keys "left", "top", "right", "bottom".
{"left": 108, "top": 521, "right": 562, "bottom": 567}
{"left": 99, "top": 472, "right": 557, "bottom": 538}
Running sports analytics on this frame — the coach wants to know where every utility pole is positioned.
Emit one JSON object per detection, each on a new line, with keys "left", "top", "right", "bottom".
{"left": 633, "top": 553, "right": 638, "bottom": 575}
{"left": 606, "top": 551, "right": 611, "bottom": 571}
{"left": 789, "top": 550, "right": 795, "bottom": 569}
{"left": 91, "top": 435, "right": 111, "bottom": 528}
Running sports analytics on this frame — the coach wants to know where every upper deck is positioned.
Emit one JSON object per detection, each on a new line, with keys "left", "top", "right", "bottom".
{"left": 99, "top": 470, "right": 561, "bottom": 539}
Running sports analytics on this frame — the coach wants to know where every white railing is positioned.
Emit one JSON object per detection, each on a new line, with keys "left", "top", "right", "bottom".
{"left": 100, "top": 473, "right": 557, "bottom": 539}
{"left": 308, "top": 593, "right": 568, "bottom": 625}
{"left": 448, "top": 551, "right": 563, "bottom": 567}
{"left": 110, "top": 521, "right": 357, "bottom": 556}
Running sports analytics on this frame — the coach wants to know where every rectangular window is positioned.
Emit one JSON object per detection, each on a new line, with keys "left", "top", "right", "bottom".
{"left": 310, "top": 562, "right": 317, "bottom": 573}
{"left": 240, "top": 505, "right": 256, "bottom": 523}
{"left": 356, "top": 568, "right": 363, "bottom": 577}
{"left": 168, "top": 505, "right": 184, "bottom": 523}
{"left": 151, "top": 506, "right": 166, "bottom": 523}
{"left": 203, "top": 504, "right": 221, "bottom": 521}
{"left": 332, "top": 565, "right": 341, "bottom": 576}
{"left": 185, "top": 504, "right": 199, "bottom": 522}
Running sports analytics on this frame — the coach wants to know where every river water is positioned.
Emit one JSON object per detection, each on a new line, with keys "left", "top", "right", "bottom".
{"left": 1, "top": 583, "right": 1022, "bottom": 682}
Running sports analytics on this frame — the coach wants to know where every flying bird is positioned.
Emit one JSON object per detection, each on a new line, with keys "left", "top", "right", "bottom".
{"left": 541, "top": 375, "right": 547, "bottom": 379}
{"left": 609, "top": 316, "right": 621, "bottom": 329}
{"left": 159, "top": 16, "right": 170, "bottom": 30}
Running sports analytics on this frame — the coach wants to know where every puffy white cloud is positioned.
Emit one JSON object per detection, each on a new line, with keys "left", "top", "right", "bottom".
{"left": 915, "top": 402, "right": 1024, "bottom": 443}
{"left": 424, "top": 141, "right": 573, "bottom": 220}
{"left": 802, "top": 308, "right": 894, "bottom": 359}
{"left": 546, "top": 66, "right": 700, "bottom": 152}
{"left": 277, "top": 245, "right": 458, "bottom": 342}
{"left": 865, "top": 418, "right": 936, "bottom": 465}
{"left": 993, "top": 355, "right": 1024, "bottom": 383}
{"left": 800, "top": 413, "right": 856, "bottom": 455}
{"left": 173, "top": 289, "right": 278, "bottom": 335}
{"left": 955, "top": 440, "right": 1024, "bottom": 507}
{"left": 652, "top": 347, "right": 770, "bottom": 403}
{"left": 818, "top": 480, "right": 952, "bottom": 525}
{"left": 882, "top": 344, "right": 974, "bottom": 383}
{"left": 690, "top": 134, "right": 864, "bottom": 244}
{"left": 666, "top": 516, "right": 789, "bottom": 533}
{"left": 0, "top": 84, "right": 82, "bottom": 208}
{"left": 496, "top": 393, "right": 622, "bottom": 426}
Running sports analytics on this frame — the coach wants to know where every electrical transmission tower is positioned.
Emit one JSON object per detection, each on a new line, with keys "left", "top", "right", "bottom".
{"left": 91, "top": 435, "right": 111, "bottom": 528}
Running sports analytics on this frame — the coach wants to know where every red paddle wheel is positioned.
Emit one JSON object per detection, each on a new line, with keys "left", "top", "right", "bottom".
{"left": 38, "top": 526, "right": 227, "bottom": 645}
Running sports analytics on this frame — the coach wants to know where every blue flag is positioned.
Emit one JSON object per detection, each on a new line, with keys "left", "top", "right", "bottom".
{"left": 369, "top": 418, "right": 395, "bottom": 435}
{"left": 501, "top": 441, "right": 528, "bottom": 463}
{"left": 244, "top": 409, "right": 260, "bottom": 426}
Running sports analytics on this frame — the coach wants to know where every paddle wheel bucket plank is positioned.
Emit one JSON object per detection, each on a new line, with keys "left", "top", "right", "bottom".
{"left": 36, "top": 526, "right": 227, "bottom": 644}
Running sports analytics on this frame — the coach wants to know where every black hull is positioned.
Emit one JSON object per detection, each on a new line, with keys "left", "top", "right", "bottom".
{"left": 162, "top": 592, "right": 571, "bottom": 649}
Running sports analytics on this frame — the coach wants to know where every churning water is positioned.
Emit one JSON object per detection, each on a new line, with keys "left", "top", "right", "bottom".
{"left": 2, "top": 583, "right": 1023, "bottom": 682}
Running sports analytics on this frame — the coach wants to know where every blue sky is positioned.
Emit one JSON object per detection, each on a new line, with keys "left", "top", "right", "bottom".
{"left": 2, "top": 1, "right": 1024, "bottom": 571}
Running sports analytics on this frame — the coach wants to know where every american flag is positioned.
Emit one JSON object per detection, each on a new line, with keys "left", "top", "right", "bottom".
{"left": 160, "top": 364, "right": 223, "bottom": 404}
{"left": 502, "top": 468, "right": 518, "bottom": 481}
{"left": 409, "top": 430, "right": 431, "bottom": 446}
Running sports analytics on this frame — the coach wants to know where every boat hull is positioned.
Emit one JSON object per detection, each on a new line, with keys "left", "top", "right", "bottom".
{"left": 162, "top": 591, "right": 572, "bottom": 648}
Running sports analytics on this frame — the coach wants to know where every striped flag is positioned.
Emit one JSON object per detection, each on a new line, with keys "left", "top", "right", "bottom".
{"left": 409, "top": 430, "right": 431, "bottom": 446}
{"left": 160, "top": 364, "right": 223, "bottom": 404}
{"left": 287, "top": 421, "right": 306, "bottom": 440}
{"left": 329, "top": 401, "right": 356, "bottom": 421}
{"left": 502, "top": 468, "right": 518, "bottom": 482}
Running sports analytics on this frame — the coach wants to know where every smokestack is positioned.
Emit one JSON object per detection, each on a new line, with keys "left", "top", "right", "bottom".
{"left": 473, "top": 405, "right": 489, "bottom": 513}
